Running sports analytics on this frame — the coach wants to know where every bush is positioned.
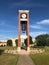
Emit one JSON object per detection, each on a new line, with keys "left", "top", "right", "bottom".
{"left": 7, "top": 40, "right": 12, "bottom": 46}
{"left": 35, "top": 34, "right": 49, "bottom": 46}
{"left": 15, "top": 39, "right": 18, "bottom": 46}
{"left": 24, "top": 36, "right": 33, "bottom": 46}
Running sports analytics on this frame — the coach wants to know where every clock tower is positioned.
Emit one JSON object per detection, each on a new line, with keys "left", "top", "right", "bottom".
{"left": 18, "top": 10, "right": 30, "bottom": 51}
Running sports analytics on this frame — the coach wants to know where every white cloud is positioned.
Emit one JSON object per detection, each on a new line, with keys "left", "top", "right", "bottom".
{"left": 0, "top": 20, "right": 17, "bottom": 29}
{"left": 30, "top": 19, "right": 49, "bottom": 30}
{"left": 37, "top": 19, "right": 49, "bottom": 24}
{"left": 30, "top": 31, "right": 47, "bottom": 38}
{"left": 30, "top": 25, "right": 42, "bottom": 29}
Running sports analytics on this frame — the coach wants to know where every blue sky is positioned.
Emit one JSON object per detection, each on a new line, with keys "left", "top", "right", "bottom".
{"left": 0, "top": 0, "right": 49, "bottom": 40}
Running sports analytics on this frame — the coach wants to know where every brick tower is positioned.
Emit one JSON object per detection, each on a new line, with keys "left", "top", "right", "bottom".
{"left": 18, "top": 10, "right": 30, "bottom": 51}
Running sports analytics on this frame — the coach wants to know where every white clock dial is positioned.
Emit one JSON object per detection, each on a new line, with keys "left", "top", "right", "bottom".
{"left": 21, "top": 14, "right": 26, "bottom": 19}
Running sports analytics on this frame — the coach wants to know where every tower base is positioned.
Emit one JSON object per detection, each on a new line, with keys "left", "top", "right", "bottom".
{"left": 27, "top": 47, "right": 30, "bottom": 51}
{"left": 17, "top": 47, "right": 21, "bottom": 51}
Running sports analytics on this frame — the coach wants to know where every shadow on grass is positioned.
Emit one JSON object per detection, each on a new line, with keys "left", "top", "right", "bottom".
{"left": 0, "top": 50, "right": 4, "bottom": 55}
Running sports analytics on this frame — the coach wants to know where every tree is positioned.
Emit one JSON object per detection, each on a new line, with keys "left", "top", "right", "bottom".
{"left": 35, "top": 34, "right": 49, "bottom": 46}
{"left": 24, "top": 38, "right": 27, "bottom": 46}
{"left": 15, "top": 39, "right": 18, "bottom": 46}
{"left": 30, "top": 36, "right": 33, "bottom": 44}
{"left": 7, "top": 40, "right": 12, "bottom": 46}
{"left": 24, "top": 36, "right": 33, "bottom": 46}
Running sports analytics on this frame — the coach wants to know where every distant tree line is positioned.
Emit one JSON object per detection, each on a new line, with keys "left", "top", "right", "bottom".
{"left": 7, "top": 36, "right": 33, "bottom": 47}
{"left": 7, "top": 40, "right": 12, "bottom": 46}
{"left": 35, "top": 34, "right": 49, "bottom": 46}
{"left": 7, "top": 39, "right": 18, "bottom": 46}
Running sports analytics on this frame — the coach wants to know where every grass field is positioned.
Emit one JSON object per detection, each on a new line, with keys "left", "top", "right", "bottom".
{"left": 0, "top": 53, "right": 19, "bottom": 65}
{"left": 30, "top": 46, "right": 49, "bottom": 65}
{"left": 0, "top": 46, "right": 17, "bottom": 50}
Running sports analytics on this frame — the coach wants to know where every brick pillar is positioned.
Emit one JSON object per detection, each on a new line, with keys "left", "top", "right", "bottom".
{"left": 27, "top": 12, "right": 30, "bottom": 51}
{"left": 18, "top": 11, "right": 21, "bottom": 51}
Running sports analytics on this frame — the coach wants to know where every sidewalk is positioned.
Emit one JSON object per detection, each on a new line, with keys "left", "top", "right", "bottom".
{"left": 17, "top": 50, "right": 35, "bottom": 65}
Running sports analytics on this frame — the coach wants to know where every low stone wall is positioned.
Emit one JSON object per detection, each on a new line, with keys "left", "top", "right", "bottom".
{"left": 4, "top": 50, "right": 18, "bottom": 54}
{"left": 30, "top": 49, "right": 45, "bottom": 54}
{"left": 4, "top": 49, "right": 45, "bottom": 54}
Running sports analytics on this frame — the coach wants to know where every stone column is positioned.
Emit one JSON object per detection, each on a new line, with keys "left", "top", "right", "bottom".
{"left": 12, "top": 39, "right": 16, "bottom": 47}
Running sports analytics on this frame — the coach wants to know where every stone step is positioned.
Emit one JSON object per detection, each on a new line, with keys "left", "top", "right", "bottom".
{"left": 17, "top": 50, "right": 30, "bottom": 55}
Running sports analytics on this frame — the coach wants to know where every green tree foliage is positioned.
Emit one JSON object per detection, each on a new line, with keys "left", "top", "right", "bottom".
{"left": 30, "top": 36, "right": 33, "bottom": 44}
{"left": 15, "top": 39, "right": 18, "bottom": 46}
{"left": 24, "top": 36, "right": 33, "bottom": 46}
{"left": 7, "top": 40, "right": 12, "bottom": 46}
{"left": 24, "top": 39, "right": 27, "bottom": 46}
{"left": 35, "top": 34, "right": 49, "bottom": 46}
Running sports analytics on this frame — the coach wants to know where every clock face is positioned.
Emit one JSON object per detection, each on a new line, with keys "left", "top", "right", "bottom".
{"left": 21, "top": 14, "right": 26, "bottom": 19}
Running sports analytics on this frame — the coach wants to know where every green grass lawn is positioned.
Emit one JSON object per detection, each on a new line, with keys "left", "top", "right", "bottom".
{"left": 0, "top": 46, "right": 17, "bottom": 50}
{"left": 30, "top": 46, "right": 45, "bottom": 50}
{"left": 30, "top": 47, "right": 49, "bottom": 65}
{"left": 0, "top": 53, "right": 19, "bottom": 65}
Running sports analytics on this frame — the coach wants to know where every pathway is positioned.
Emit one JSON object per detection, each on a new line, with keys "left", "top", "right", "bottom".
{"left": 17, "top": 50, "right": 35, "bottom": 65}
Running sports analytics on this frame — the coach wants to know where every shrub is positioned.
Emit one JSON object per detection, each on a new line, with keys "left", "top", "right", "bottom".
{"left": 15, "top": 39, "right": 18, "bottom": 46}
{"left": 24, "top": 36, "right": 33, "bottom": 46}
{"left": 7, "top": 40, "right": 12, "bottom": 46}
{"left": 35, "top": 34, "right": 49, "bottom": 46}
